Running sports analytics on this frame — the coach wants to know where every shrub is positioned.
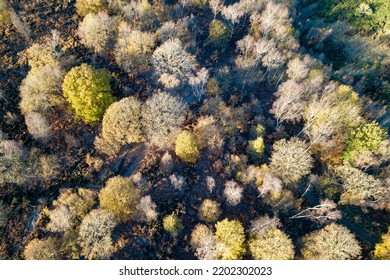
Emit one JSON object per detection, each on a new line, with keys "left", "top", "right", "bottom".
{"left": 198, "top": 199, "right": 221, "bottom": 223}
{"left": 163, "top": 213, "right": 183, "bottom": 237}
{"left": 99, "top": 176, "right": 141, "bottom": 222}
{"left": 114, "top": 22, "right": 155, "bottom": 72}
{"left": 62, "top": 64, "right": 115, "bottom": 124}
{"left": 301, "top": 223, "right": 361, "bottom": 260}
{"left": 24, "top": 238, "right": 60, "bottom": 260}
{"left": 249, "top": 228, "right": 294, "bottom": 260}
{"left": 175, "top": 131, "right": 200, "bottom": 164}
{"left": 270, "top": 138, "right": 314, "bottom": 183}
{"left": 79, "top": 209, "right": 117, "bottom": 260}
{"left": 78, "top": 12, "right": 117, "bottom": 53}
{"left": 25, "top": 112, "right": 52, "bottom": 141}
{"left": 374, "top": 227, "right": 390, "bottom": 260}
{"left": 207, "top": 19, "right": 230, "bottom": 50}
{"left": 141, "top": 92, "right": 187, "bottom": 148}
{"left": 19, "top": 65, "right": 64, "bottom": 114}
{"left": 98, "top": 97, "right": 143, "bottom": 155}
{"left": 75, "top": 0, "right": 108, "bottom": 17}
{"left": 214, "top": 219, "right": 246, "bottom": 260}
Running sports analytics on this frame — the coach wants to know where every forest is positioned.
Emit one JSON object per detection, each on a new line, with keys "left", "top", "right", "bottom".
{"left": 0, "top": 0, "right": 389, "bottom": 260}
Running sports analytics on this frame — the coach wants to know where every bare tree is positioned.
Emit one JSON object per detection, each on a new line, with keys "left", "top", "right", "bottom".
{"left": 286, "top": 55, "right": 316, "bottom": 82}
{"left": 152, "top": 38, "right": 197, "bottom": 85}
{"left": 258, "top": 1, "right": 290, "bottom": 37}
{"left": 189, "top": 68, "right": 209, "bottom": 100}
{"left": 270, "top": 80, "right": 305, "bottom": 128}
{"left": 209, "top": 0, "right": 223, "bottom": 19}
{"left": 290, "top": 199, "right": 342, "bottom": 223}
{"left": 221, "top": 3, "right": 244, "bottom": 38}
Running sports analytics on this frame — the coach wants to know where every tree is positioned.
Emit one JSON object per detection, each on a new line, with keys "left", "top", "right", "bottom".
{"left": 255, "top": 1, "right": 290, "bottom": 37}
{"left": 62, "top": 64, "right": 115, "bottom": 124}
{"left": 286, "top": 55, "right": 316, "bottom": 82}
{"left": 97, "top": 97, "right": 143, "bottom": 155}
{"left": 136, "top": 196, "right": 158, "bottom": 223}
{"left": 373, "top": 227, "right": 390, "bottom": 259}
{"left": 207, "top": 19, "right": 230, "bottom": 50}
{"left": 47, "top": 188, "right": 97, "bottom": 233}
{"left": 335, "top": 165, "right": 388, "bottom": 208}
{"left": 79, "top": 209, "right": 117, "bottom": 260}
{"left": 0, "top": 140, "right": 59, "bottom": 186}
{"left": 223, "top": 180, "right": 244, "bottom": 206}
{"left": 157, "top": 19, "right": 190, "bottom": 43}
{"left": 19, "top": 65, "right": 64, "bottom": 114}
{"left": 247, "top": 136, "right": 265, "bottom": 162}
{"left": 141, "top": 92, "right": 187, "bottom": 148}
{"left": 78, "top": 12, "right": 117, "bottom": 53}
{"left": 114, "top": 21, "right": 156, "bottom": 72}
{"left": 198, "top": 199, "right": 221, "bottom": 223}
{"left": 257, "top": 171, "right": 283, "bottom": 198}
{"left": 175, "top": 131, "right": 200, "bottom": 163}
{"left": 75, "top": 0, "right": 108, "bottom": 17}
{"left": 24, "top": 238, "right": 60, "bottom": 260}
{"left": 190, "top": 224, "right": 218, "bottom": 260}
{"left": 99, "top": 176, "right": 141, "bottom": 222}
{"left": 214, "top": 219, "right": 246, "bottom": 260}
{"left": 152, "top": 39, "right": 197, "bottom": 85}
{"left": 0, "top": 0, "right": 11, "bottom": 28}
{"left": 163, "top": 213, "right": 183, "bottom": 237}
{"left": 122, "top": 0, "right": 158, "bottom": 30}
{"left": 270, "top": 138, "right": 314, "bottom": 183}
{"left": 25, "top": 43, "right": 59, "bottom": 74}
{"left": 301, "top": 223, "right": 362, "bottom": 260}
{"left": 249, "top": 228, "right": 294, "bottom": 260}
{"left": 193, "top": 116, "right": 225, "bottom": 152}
{"left": 344, "top": 121, "right": 388, "bottom": 162}
{"left": 302, "top": 83, "right": 362, "bottom": 145}
{"left": 25, "top": 112, "right": 52, "bottom": 142}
